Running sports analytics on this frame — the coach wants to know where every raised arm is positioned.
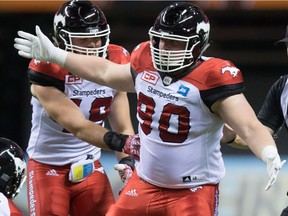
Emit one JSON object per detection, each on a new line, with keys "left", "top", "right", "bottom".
{"left": 63, "top": 54, "right": 134, "bottom": 93}
{"left": 14, "top": 25, "right": 135, "bottom": 92}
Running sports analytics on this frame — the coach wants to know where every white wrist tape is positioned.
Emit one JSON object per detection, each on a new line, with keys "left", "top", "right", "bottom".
{"left": 51, "top": 47, "right": 68, "bottom": 68}
{"left": 261, "top": 145, "right": 278, "bottom": 163}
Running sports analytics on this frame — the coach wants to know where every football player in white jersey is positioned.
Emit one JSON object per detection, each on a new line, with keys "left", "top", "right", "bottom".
{"left": 14, "top": 1, "right": 138, "bottom": 216}
{"left": 0, "top": 137, "right": 26, "bottom": 216}
{"left": 14, "top": 2, "right": 285, "bottom": 216}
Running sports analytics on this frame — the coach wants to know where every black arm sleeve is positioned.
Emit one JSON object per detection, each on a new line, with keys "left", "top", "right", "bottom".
{"left": 103, "top": 131, "right": 128, "bottom": 152}
{"left": 130, "top": 68, "right": 137, "bottom": 87}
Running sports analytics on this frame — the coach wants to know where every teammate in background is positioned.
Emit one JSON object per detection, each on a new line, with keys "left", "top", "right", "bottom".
{"left": 0, "top": 137, "right": 26, "bottom": 216}
{"left": 15, "top": 1, "right": 136, "bottom": 215}
{"left": 14, "top": 2, "right": 286, "bottom": 215}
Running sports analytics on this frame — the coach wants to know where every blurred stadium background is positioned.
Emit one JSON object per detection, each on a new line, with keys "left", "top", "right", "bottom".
{"left": 0, "top": 1, "right": 288, "bottom": 215}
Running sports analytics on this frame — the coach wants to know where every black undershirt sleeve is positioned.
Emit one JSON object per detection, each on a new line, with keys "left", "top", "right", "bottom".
{"left": 200, "top": 83, "right": 245, "bottom": 112}
{"left": 130, "top": 68, "right": 137, "bottom": 87}
{"left": 257, "top": 75, "right": 287, "bottom": 133}
{"left": 28, "top": 69, "right": 65, "bottom": 92}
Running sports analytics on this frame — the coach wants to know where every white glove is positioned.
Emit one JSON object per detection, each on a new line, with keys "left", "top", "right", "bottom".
{"left": 261, "top": 145, "right": 286, "bottom": 191}
{"left": 14, "top": 25, "right": 67, "bottom": 67}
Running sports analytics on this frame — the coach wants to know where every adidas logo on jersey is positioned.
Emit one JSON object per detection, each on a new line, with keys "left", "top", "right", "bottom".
{"left": 46, "top": 169, "right": 59, "bottom": 176}
{"left": 183, "top": 176, "right": 191, "bottom": 182}
{"left": 125, "top": 189, "right": 138, "bottom": 197}
{"left": 183, "top": 174, "right": 205, "bottom": 183}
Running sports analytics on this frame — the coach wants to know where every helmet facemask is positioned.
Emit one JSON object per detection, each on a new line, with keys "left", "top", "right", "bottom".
{"left": 149, "top": 28, "right": 201, "bottom": 73}
{"left": 58, "top": 26, "right": 110, "bottom": 58}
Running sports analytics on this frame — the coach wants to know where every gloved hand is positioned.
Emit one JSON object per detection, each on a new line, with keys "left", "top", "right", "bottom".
{"left": 114, "top": 156, "right": 135, "bottom": 194}
{"left": 261, "top": 145, "right": 286, "bottom": 191}
{"left": 123, "top": 134, "right": 140, "bottom": 161}
{"left": 14, "top": 25, "right": 67, "bottom": 66}
{"left": 114, "top": 164, "right": 133, "bottom": 186}
{"left": 103, "top": 132, "right": 140, "bottom": 160}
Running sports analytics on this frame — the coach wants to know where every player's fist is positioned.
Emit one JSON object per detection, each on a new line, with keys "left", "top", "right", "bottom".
{"left": 114, "top": 156, "right": 135, "bottom": 194}
{"left": 123, "top": 134, "right": 140, "bottom": 161}
{"left": 114, "top": 164, "right": 133, "bottom": 186}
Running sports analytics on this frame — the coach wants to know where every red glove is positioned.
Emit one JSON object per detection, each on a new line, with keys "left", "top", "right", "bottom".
{"left": 123, "top": 134, "right": 140, "bottom": 161}
{"left": 114, "top": 156, "right": 135, "bottom": 194}
{"left": 103, "top": 132, "right": 140, "bottom": 160}
{"left": 114, "top": 164, "right": 133, "bottom": 186}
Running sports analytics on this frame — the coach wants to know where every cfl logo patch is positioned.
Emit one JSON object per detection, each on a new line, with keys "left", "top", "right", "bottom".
{"left": 65, "top": 75, "right": 83, "bottom": 84}
{"left": 141, "top": 71, "right": 159, "bottom": 85}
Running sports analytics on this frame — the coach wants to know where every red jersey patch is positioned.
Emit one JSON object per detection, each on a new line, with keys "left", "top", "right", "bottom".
{"left": 65, "top": 75, "right": 83, "bottom": 84}
{"left": 141, "top": 71, "right": 159, "bottom": 85}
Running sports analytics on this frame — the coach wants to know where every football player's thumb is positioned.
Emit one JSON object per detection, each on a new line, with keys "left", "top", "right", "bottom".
{"left": 35, "top": 25, "right": 40, "bottom": 35}
{"left": 114, "top": 164, "right": 126, "bottom": 171}
{"left": 35, "top": 25, "right": 44, "bottom": 39}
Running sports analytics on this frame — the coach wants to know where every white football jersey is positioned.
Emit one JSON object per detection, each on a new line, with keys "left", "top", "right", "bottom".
{"left": 27, "top": 77, "right": 116, "bottom": 165}
{"left": 26, "top": 44, "right": 130, "bottom": 165}
{"left": 131, "top": 42, "right": 244, "bottom": 188}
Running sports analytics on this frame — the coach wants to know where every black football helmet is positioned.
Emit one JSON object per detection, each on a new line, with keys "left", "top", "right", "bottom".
{"left": 53, "top": 0, "right": 110, "bottom": 57}
{"left": 0, "top": 137, "right": 26, "bottom": 199}
{"left": 149, "top": 2, "right": 210, "bottom": 73}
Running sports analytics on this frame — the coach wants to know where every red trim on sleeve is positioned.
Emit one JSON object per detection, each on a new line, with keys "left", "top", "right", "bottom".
{"left": 28, "top": 59, "right": 67, "bottom": 81}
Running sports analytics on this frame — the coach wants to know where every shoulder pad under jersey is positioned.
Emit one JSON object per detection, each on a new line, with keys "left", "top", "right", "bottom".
{"left": 182, "top": 57, "right": 244, "bottom": 90}
{"left": 130, "top": 41, "right": 155, "bottom": 74}
{"left": 107, "top": 44, "right": 130, "bottom": 64}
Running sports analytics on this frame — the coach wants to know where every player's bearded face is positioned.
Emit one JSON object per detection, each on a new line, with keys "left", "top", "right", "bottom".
{"left": 158, "top": 39, "right": 186, "bottom": 68}
{"left": 70, "top": 37, "right": 103, "bottom": 56}
{"left": 150, "top": 35, "right": 196, "bottom": 73}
